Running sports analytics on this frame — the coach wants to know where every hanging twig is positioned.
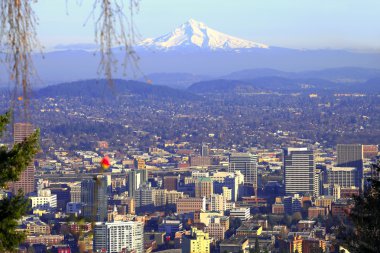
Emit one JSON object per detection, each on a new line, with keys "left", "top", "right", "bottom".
{"left": 0, "top": 0, "right": 41, "bottom": 116}
{"left": 91, "top": 0, "right": 140, "bottom": 86}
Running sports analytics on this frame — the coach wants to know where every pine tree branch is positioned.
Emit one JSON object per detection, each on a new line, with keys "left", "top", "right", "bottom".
{"left": 0, "top": 129, "right": 39, "bottom": 187}
{"left": 0, "top": 191, "right": 29, "bottom": 252}
{"left": 0, "top": 111, "right": 11, "bottom": 138}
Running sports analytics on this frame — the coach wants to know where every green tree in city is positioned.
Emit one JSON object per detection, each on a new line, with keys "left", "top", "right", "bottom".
{"left": 0, "top": 111, "right": 39, "bottom": 252}
{"left": 343, "top": 161, "right": 380, "bottom": 252}
{"left": 254, "top": 237, "right": 260, "bottom": 253}
{"left": 291, "top": 212, "right": 302, "bottom": 224}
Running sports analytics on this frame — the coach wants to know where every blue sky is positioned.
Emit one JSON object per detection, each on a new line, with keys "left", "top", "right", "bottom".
{"left": 35, "top": 0, "right": 380, "bottom": 51}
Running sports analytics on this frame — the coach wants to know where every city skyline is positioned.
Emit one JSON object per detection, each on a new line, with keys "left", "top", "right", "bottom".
{"left": 0, "top": 1, "right": 379, "bottom": 252}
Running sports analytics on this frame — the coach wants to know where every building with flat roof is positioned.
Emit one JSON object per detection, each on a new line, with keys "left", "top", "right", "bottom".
{"left": 220, "top": 237, "right": 249, "bottom": 253}
{"left": 229, "top": 207, "right": 251, "bottom": 221}
{"left": 93, "top": 221, "right": 144, "bottom": 253}
{"left": 177, "top": 197, "right": 206, "bottom": 214}
{"left": 182, "top": 227, "right": 210, "bottom": 253}
{"left": 195, "top": 177, "right": 213, "bottom": 198}
{"left": 236, "top": 224, "right": 262, "bottom": 237}
{"left": 327, "top": 167, "right": 357, "bottom": 190}
{"left": 284, "top": 194, "right": 302, "bottom": 215}
{"left": 29, "top": 183, "right": 57, "bottom": 211}
{"left": 229, "top": 153, "right": 257, "bottom": 188}
{"left": 284, "top": 148, "right": 318, "bottom": 197}
{"left": 163, "top": 175, "right": 179, "bottom": 191}
{"left": 336, "top": 144, "right": 363, "bottom": 189}
{"left": 159, "top": 218, "right": 183, "bottom": 237}
{"left": 204, "top": 222, "right": 226, "bottom": 241}
{"left": 210, "top": 194, "right": 226, "bottom": 212}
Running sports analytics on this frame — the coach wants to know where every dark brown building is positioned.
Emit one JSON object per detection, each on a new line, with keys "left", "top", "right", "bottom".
{"left": 190, "top": 156, "right": 211, "bottom": 167}
{"left": 163, "top": 176, "right": 179, "bottom": 191}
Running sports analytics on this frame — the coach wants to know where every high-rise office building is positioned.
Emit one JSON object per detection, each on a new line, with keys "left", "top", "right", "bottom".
{"left": 50, "top": 185, "right": 70, "bottom": 210}
{"left": 152, "top": 189, "right": 167, "bottom": 207}
{"left": 336, "top": 144, "right": 363, "bottom": 189}
{"left": 14, "top": 122, "right": 34, "bottom": 143}
{"left": 204, "top": 222, "right": 226, "bottom": 241}
{"left": 10, "top": 123, "right": 35, "bottom": 194}
{"left": 163, "top": 175, "right": 179, "bottom": 191}
{"left": 195, "top": 177, "right": 213, "bottom": 198}
{"left": 201, "top": 143, "right": 209, "bottom": 157}
{"left": 213, "top": 172, "right": 242, "bottom": 202}
{"left": 69, "top": 182, "right": 81, "bottom": 203}
{"left": 284, "top": 148, "right": 318, "bottom": 196}
{"left": 165, "top": 190, "right": 184, "bottom": 204}
{"left": 229, "top": 153, "right": 257, "bottom": 188}
{"left": 210, "top": 194, "right": 227, "bottom": 212}
{"left": 135, "top": 183, "right": 154, "bottom": 208}
{"left": 81, "top": 175, "right": 108, "bottom": 222}
{"left": 327, "top": 167, "right": 357, "bottom": 188}
{"left": 283, "top": 194, "right": 302, "bottom": 214}
{"left": 222, "top": 187, "right": 232, "bottom": 201}
{"left": 128, "top": 170, "right": 148, "bottom": 197}
{"left": 93, "top": 221, "right": 144, "bottom": 253}
{"left": 125, "top": 197, "right": 135, "bottom": 214}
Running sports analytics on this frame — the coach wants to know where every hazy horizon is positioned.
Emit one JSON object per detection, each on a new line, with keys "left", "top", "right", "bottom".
{"left": 35, "top": 0, "right": 380, "bottom": 52}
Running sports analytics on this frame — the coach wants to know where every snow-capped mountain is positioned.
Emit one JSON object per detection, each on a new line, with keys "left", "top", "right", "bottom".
{"left": 4, "top": 19, "right": 377, "bottom": 85}
{"left": 138, "top": 19, "right": 269, "bottom": 51}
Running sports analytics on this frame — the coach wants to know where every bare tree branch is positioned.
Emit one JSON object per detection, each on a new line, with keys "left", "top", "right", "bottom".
{"left": 91, "top": 0, "right": 140, "bottom": 86}
{"left": 0, "top": 0, "right": 41, "bottom": 113}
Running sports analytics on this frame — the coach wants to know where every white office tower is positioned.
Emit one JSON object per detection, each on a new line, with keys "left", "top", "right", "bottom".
{"left": 93, "top": 221, "right": 144, "bottom": 253}
{"left": 284, "top": 148, "right": 318, "bottom": 197}
{"left": 229, "top": 153, "right": 258, "bottom": 187}
{"left": 229, "top": 207, "right": 251, "bottom": 221}
{"left": 29, "top": 188, "right": 57, "bottom": 210}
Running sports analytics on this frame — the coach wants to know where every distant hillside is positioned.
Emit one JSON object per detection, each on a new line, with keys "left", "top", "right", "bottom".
{"left": 187, "top": 77, "right": 340, "bottom": 93}
{"left": 298, "top": 67, "right": 380, "bottom": 82}
{"left": 223, "top": 67, "right": 380, "bottom": 83}
{"left": 187, "top": 79, "right": 256, "bottom": 93}
{"left": 137, "top": 72, "right": 210, "bottom": 89}
{"left": 359, "top": 78, "right": 380, "bottom": 92}
{"left": 221, "top": 68, "right": 293, "bottom": 80}
{"left": 36, "top": 79, "right": 199, "bottom": 100}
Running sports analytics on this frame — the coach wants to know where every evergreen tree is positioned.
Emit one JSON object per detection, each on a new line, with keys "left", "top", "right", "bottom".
{"left": 0, "top": 111, "right": 39, "bottom": 252}
{"left": 344, "top": 161, "right": 380, "bottom": 252}
{"left": 254, "top": 237, "right": 260, "bottom": 253}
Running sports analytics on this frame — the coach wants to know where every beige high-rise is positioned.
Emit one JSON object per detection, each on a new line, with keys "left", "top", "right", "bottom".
{"left": 10, "top": 123, "right": 35, "bottom": 194}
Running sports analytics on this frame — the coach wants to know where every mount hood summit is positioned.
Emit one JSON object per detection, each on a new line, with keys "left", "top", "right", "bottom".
{"left": 137, "top": 19, "right": 269, "bottom": 51}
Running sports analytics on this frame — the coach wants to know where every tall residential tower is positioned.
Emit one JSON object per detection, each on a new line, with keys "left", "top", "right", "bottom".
{"left": 93, "top": 221, "right": 144, "bottom": 253}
